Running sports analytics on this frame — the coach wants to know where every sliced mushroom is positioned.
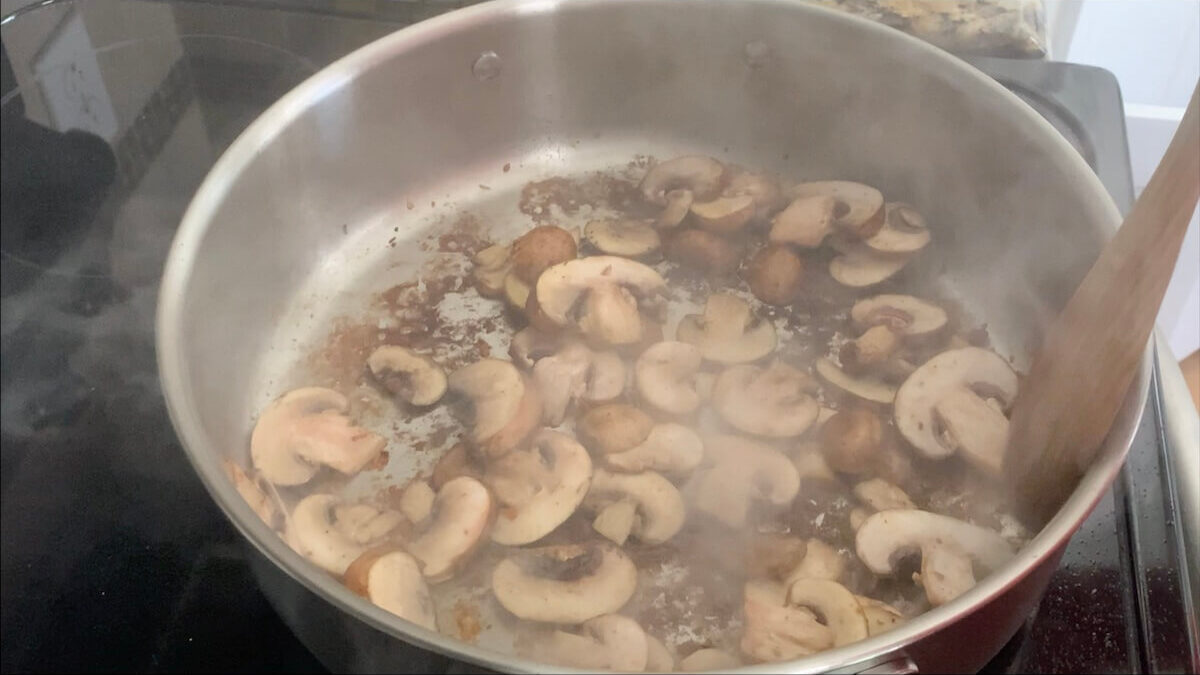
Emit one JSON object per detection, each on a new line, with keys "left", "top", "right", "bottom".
{"left": 251, "top": 387, "right": 386, "bottom": 486}
{"left": 448, "top": 359, "right": 543, "bottom": 458}
{"left": 816, "top": 358, "right": 897, "bottom": 404}
{"left": 367, "top": 346, "right": 447, "bottom": 406}
{"left": 397, "top": 480, "right": 435, "bottom": 524}
{"left": 664, "top": 228, "right": 742, "bottom": 276}
{"left": 224, "top": 460, "right": 277, "bottom": 526}
{"left": 856, "top": 595, "right": 905, "bottom": 636}
{"left": 712, "top": 361, "right": 819, "bottom": 438}
{"left": 676, "top": 293, "right": 776, "bottom": 364}
{"left": 656, "top": 189, "right": 695, "bottom": 229}
{"left": 784, "top": 578, "right": 869, "bottom": 646}
{"left": 635, "top": 341, "right": 706, "bottom": 415}
{"left": 504, "top": 273, "right": 531, "bottom": 310}
{"left": 745, "top": 245, "right": 805, "bottom": 306}
{"left": 785, "top": 538, "right": 845, "bottom": 583}
{"left": 472, "top": 243, "right": 511, "bottom": 297}
{"left": 691, "top": 195, "right": 756, "bottom": 235}
{"left": 605, "top": 423, "right": 704, "bottom": 474}
{"left": 640, "top": 155, "right": 726, "bottom": 205}
{"left": 787, "top": 181, "right": 885, "bottom": 238}
{"left": 535, "top": 256, "right": 665, "bottom": 346}
{"left": 405, "top": 476, "right": 492, "bottom": 582}
{"left": 686, "top": 434, "right": 800, "bottom": 528}
{"left": 511, "top": 225, "right": 578, "bottom": 283}
{"left": 769, "top": 195, "right": 837, "bottom": 248}
{"left": 791, "top": 442, "right": 838, "bottom": 482}
{"left": 853, "top": 478, "right": 915, "bottom": 512}
{"left": 522, "top": 614, "right": 649, "bottom": 671}
{"left": 285, "top": 494, "right": 401, "bottom": 575}
{"left": 893, "top": 347, "right": 1018, "bottom": 473}
{"left": 485, "top": 429, "right": 593, "bottom": 545}
{"left": 584, "top": 468, "right": 686, "bottom": 544}
{"left": 509, "top": 326, "right": 564, "bottom": 369}
{"left": 645, "top": 635, "right": 676, "bottom": 672}
{"left": 746, "top": 534, "right": 809, "bottom": 581}
{"left": 584, "top": 219, "right": 661, "bottom": 258}
{"left": 491, "top": 542, "right": 638, "bottom": 623}
{"left": 839, "top": 325, "right": 902, "bottom": 374}
{"left": 344, "top": 549, "right": 438, "bottom": 631}
{"left": 576, "top": 403, "right": 656, "bottom": 455}
{"left": 591, "top": 499, "right": 639, "bottom": 545}
{"left": 819, "top": 407, "right": 887, "bottom": 475}
{"left": 430, "top": 441, "right": 484, "bottom": 490}
{"left": 725, "top": 170, "right": 785, "bottom": 220}
{"left": 855, "top": 509, "right": 1015, "bottom": 606}
{"left": 863, "top": 203, "right": 931, "bottom": 254}
{"left": 829, "top": 243, "right": 911, "bottom": 288}
{"left": 850, "top": 294, "right": 948, "bottom": 338}
{"left": 532, "top": 341, "right": 627, "bottom": 426}
{"left": 740, "top": 580, "right": 835, "bottom": 663}
{"left": 679, "top": 648, "right": 740, "bottom": 672}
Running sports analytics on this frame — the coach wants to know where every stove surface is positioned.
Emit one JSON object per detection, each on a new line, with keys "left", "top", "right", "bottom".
{"left": 0, "top": 2, "right": 1194, "bottom": 673}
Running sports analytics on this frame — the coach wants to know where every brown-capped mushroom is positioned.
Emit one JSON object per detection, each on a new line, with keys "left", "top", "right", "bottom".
{"left": 863, "top": 203, "right": 931, "bottom": 254}
{"left": 745, "top": 245, "right": 805, "bottom": 306}
{"left": 405, "top": 476, "right": 493, "bottom": 582}
{"left": 839, "top": 325, "right": 902, "bottom": 374}
{"left": 511, "top": 225, "right": 577, "bottom": 283}
{"left": 484, "top": 429, "right": 593, "bottom": 545}
{"left": 472, "top": 243, "right": 512, "bottom": 297}
{"left": 676, "top": 293, "right": 776, "bottom": 364}
{"left": 686, "top": 434, "right": 799, "bottom": 528}
{"left": 584, "top": 219, "right": 661, "bottom": 258}
{"left": 251, "top": 387, "right": 386, "bottom": 486}
{"left": 448, "top": 359, "right": 542, "bottom": 458}
{"left": 640, "top": 155, "right": 726, "bottom": 205}
{"left": 664, "top": 228, "right": 742, "bottom": 276}
{"left": 819, "top": 408, "right": 886, "bottom": 475}
{"left": 491, "top": 542, "right": 637, "bottom": 623}
{"left": 576, "top": 403, "right": 656, "bottom": 455}
{"left": 367, "top": 346, "right": 447, "bottom": 406}
{"left": 635, "top": 341, "right": 706, "bottom": 415}
{"left": 344, "top": 549, "right": 438, "bottom": 631}
{"left": 788, "top": 181, "right": 885, "bottom": 238}
{"left": 769, "top": 195, "right": 837, "bottom": 248}
{"left": 815, "top": 358, "right": 897, "bottom": 404}
{"left": 691, "top": 195, "right": 756, "bottom": 234}
{"left": 712, "top": 361, "right": 819, "bottom": 438}
{"left": 535, "top": 256, "right": 665, "bottom": 346}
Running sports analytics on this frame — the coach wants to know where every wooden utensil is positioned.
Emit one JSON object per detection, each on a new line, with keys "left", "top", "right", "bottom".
{"left": 1006, "top": 85, "right": 1200, "bottom": 524}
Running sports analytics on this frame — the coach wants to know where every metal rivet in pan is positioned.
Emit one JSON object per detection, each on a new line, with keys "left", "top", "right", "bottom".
{"left": 472, "top": 51, "right": 502, "bottom": 81}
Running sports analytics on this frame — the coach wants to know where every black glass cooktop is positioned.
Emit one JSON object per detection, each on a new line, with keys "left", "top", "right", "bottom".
{"left": 0, "top": 2, "right": 1194, "bottom": 672}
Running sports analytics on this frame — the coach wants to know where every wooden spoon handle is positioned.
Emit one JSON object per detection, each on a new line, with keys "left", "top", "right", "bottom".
{"left": 1006, "top": 85, "right": 1200, "bottom": 524}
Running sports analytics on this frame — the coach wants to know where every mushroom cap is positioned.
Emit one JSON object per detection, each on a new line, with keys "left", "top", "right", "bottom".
{"left": 676, "top": 293, "right": 777, "bottom": 364}
{"left": 854, "top": 509, "right": 1015, "bottom": 578}
{"left": 486, "top": 429, "right": 593, "bottom": 545}
{"left": 691, "top": 195, "right": 756, "bottom": 235}
{"left": 863, "top": 203, "right": 931, "bottom": 254}
{"left": 664, "top": 228, "right": 742, "bottom": 276}
{"left": 893, "top": 347, "right": 1018, "bottom": 465}
{"left": 769, "top": 195, "right": 837, "bottom": 248}
{"left": 344, "top": 549, "right": 438, "bottom": 631}
{"left": 679, "top": 648, "right": 740, "bottom": 672}
{"left": 745, "top": 245, "right": 806, "bottom": 307}
{"left": 635, "top": 341, "right": 706, "bottom": 415}
{"left": 576, "top": 403, "right": 656, "bottom": 455}
{"left": 816, "top": 358, "right": 898, "bottom": 404}
{"left": 523, "top": 614, "right": 649, "bottom": 671}
{"left": 640, "top": 155, "right": 726, "bottom": 205}
{"left": 251, "top": 387, "right": 386, "bottom": 486}
{"left": 585, "top": 468, "right": 686, "bottom": 544}
{"left": 509, "top": 326, "right": 563, "bottom": 369}
{"left": 405, "top": 476, "right": 493, "bottom": 582}
{"left": 687, "top": 434, "right": 800, "bottom": 527}
{"left": 535, "top": 256, "right": 665, "bottom": 345}
{"left": 604, "top": 423, "right": 705, "bottom": 474}
{"left": 725, "top": 170, "right": 785, "bottom": 220}
{"left": 491, "top": 542, "right": 638, "bottom": 623}
{"left": 850, "top": 294, "right": 947, "bottom": 337}
{"left": 285, "top": 494, "right": 399, "bottom": 575}
{"left": 448, "top": 359, "right": 542, "bottom": 457}
{"left": 511, "top": 225, "right": 578, "bottom": 283}
{"left": 367, "top": 346, "right": 448, "bottom": 406}
{"left": 828, "top": 244, "right": 911, "bottom": 288}
{"left": 785, "top": 578, "right": 869, "bottom": 646}
{"left": 787, "top": 181, "right": 885, "bottom": 237}
{"left": 584, "top": 219, "right": 661, "bottom": 258}
{"left": 740, "top": 579, "right": 835, "bottom": 662}
{"left": 712, "top": 362, "right": 819, "bottom": 438}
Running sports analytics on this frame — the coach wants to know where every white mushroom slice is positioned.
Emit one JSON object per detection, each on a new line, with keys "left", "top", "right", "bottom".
{"left": 535, "top": 256, "right": 665, "bottom": 346}
{"left": 584, "top": 468, "right": 686, "bottom": 544}
{"left": 398, "top": 480, "right": 435, "bottom": 524}
{"left": 686, "top": 434, "right": 800, "bottom": 528}
{"left": 472, "top": 243, "right": 512, "bottom": 297}
{"left": 788, "top": 181, "right": 885, "bottom": 237}
{"left": 645, "top": 635, "right": 676, "bottom": 672}
{"left": 656, "top": 189, "right": 695, "bottom": 228}
{"left": 333, "top": 503, "right": 406, "bottom": 545}
{"left": 840, "top": 325, "right": 901, "bottom": 372}
{"left": 676, "top": 293, "right": 777, "bottom": 364}
{"left": 691, "top": 194, "right": 756, "bottom": 234}
{"left": 640, "top": 155, "right": 726, "bottom": 205}
{"left": 853, "top": 478, "right": 916, "bottom": 512}
{"left": 251, "top": 388, "right": 386, "bottom": 486}
{"left": 485, "top": 429, "right": 593, "bottom": 546}
{"left": 585, "top": 351, "right": 627, "bottom": 402}
{"left": 829, "top": 244, "right": 911, "bottom": 287}
{"left": 712, "top": 362, "right": 819, "bottom": 438}
{"left": 785, "top": 538, "right": 845, "bottom": 583}
{"left": 769, "top": 194, "right": 837, "bottom": 248}
{"left": 785, "top": 578, "right": 869, "bottom": 646}
{"left": 605, "top": 423, "right": 704, "bottom": 474}
{"left": 855, "top": 509, "right": 1015, "bottom": 606}
{"left": 448, "top": 359, "right": 542, "bottom": 458}
{"left": 285, "top": 494, "right": 400, "bottom": 575}
{"left": 635, "top": 341, "right": 705, "bottom": 415}
{"left": 503, "top": 272, "right": 531, "bottom": 310}
{"left": 367, "top": 346, "right": 447, "bottom": 406}
{"left": 584, "top": 219, "right": 661, "bottom": 257}
{"left": 850, "top": 508, "right": 870, "bottom": 531}
{"left": 404, "top": 477, "right": 492, "bottom": 582}
{"left": 740, "top": 580, "right": 835, "bottom": 663}
{"left": 224, "top": 460, "right": 277, "bottom": 526}
{"left": 532, "top": 342, "right": 627, "bottom": 426}
{"left": 344, "top": 550, "right": 438, "bottom": 631}
{"left": 509, "top": 327, "right": 563, "bottom": 369}
{"left": 592, "top": 499, "right": 638, "bottom": 545}
{"left": 491, "top": 543, "right": 638, "bottom": 623}
{"left": 815, "top": 358, "right": 897, "bottom": 404}
{"left": 855, "top": 595, "right": 904, "bottom": 636}
{"left": 863, "top": 203, "right": 931, "bottom": 254}
{"left": 850, "top": 294, "right": 948, "bottom": 338}
{"left": 791, "top": 443, "right": 837, "bottom": 482}
{"left": 523, "top": 614, "right": 649, "bottom": 671}
{"left": 893, "top": 347, "right": 1018, "bottom": 473}
{"left": 725, "top": 170, "right": 784, "bottom": 220}
{"left": 679, "top": 648, "right": 739, "bottom": 671}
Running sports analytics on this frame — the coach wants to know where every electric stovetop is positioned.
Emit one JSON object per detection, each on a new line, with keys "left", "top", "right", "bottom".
{"left": 1, "top": 2, "right": 1195, "bottom": 672}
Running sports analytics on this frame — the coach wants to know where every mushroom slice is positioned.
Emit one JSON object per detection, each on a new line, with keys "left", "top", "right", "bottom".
{"left": 679, "top": 648, "right": 739, "bottom": 671}
{"left": 585, "top": 219, "right": 662, "bottom": 257}
{"left": 367, "top": 346, "right": 447, "bottom": 406}
{"left": 726, "top": 170, "right": 785, "bottom": 220}
{"left": 645, "top": 635, "right": 676, "bottom": 672}
{"left": 397, "top": 480, "right": 435, "bottom": 524}
{"left": 576, "top": 403, "right": 656, "bottom": 455}
{"left": 224, "top": 460, "right": 277, "bottom": 526}
{"left": 855, "top": 595, "right": 904, "bottom": 636}
{"left": 605, "top": 423, "right": 704, "bottom": 474}
{"left": 686, "top": 434, "right": 800, "bottom": 528}
{"left": 509, "top": 326, "right": 564, "bottom": 369}
{"left": 769, "top": 195, "right": 837, "bottom": 248}
{"left": 893, "top": 347, "right": 1018, "bottom": 473}
{"left": 850, "top": 294, "right": 947, "bottom": 338}
{"left": 640, "top": 155, "right": 726, "bottom": 205}
{"left": 511, "top": 225, "right": 578, "bottom": 283}
{"left": 448, "top": 359, "right": 542, "bottom": 458}
{"left": 740, "top": 580, "right": 835, "bottom": 663}
{"left": 522, "top": 614, "right": 649, "bottom": 671}
{"left": 785, "top": 578, "right": 869, "bottom": 646}
{"left": 656, "top": 189, "right": 695, "bottom": 228}
{"left": 405, "top": 476, "right": 492, "bottom": 582}
{"left": 504, "top": 273, "right": 531, "bottom": 310}
{"left": 788, "top": 181, "right": 885, "bottom": 238}
{"left": 839, "top": 325, "right": 901, "bottom": 373}
{"left": 863, "top": 203, "right": 931, "bottom": 254}
{"left": 491, "top": 542, "right": 638, "bottom": 623}
{"left": 855, "top": 509, "right": 1015, "bottom": 606}
{"left": 676, "top": 293, "right": 777, "bottom": 364}
{"left": 785, "top": 538, "right": 845, "bottom": 583}
{"left": 344, "top": 549, "right": 438, "bottom": 631}
{"left": 665, "top": 228, "right": 742, "bottom": 275}
{"left": 829, "top": 243, "right": 911, "bottom": 287}
{"left": 854, "top": 478, "right": 915, "bottom": 512}
{"left": 712, "top": 361, "right": 819, "bottom": 438}
{"left": 816, "top": 358, "right": 897, "bottom": 404}
{"left": 251, "top": 387, "right": 386, "bottom": 486}
{"left": 472, "top": 243, "right": 512, "bottom": 297}
{"left": 691, "top": 194, "right": 756, "bottom": 235}
{"left": 635, "top": 341, "right": 706, "bottom": 415}
{"left": 485, "top": 429, "right": 593, "bottom": 545}
{"left": 285, "top": 494, "right": 401, "bottom": 575}
{"left": 591, "top": 499, "right": 638, "bottom": 545}
{"left": 532, "top": 341, "right": 627, "bottom": 426}
{"left": 535, "top": 256, "right": 666, "bottom": 346}
{"left": 584, "top": 468, "right": 686, "bottom": 544}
